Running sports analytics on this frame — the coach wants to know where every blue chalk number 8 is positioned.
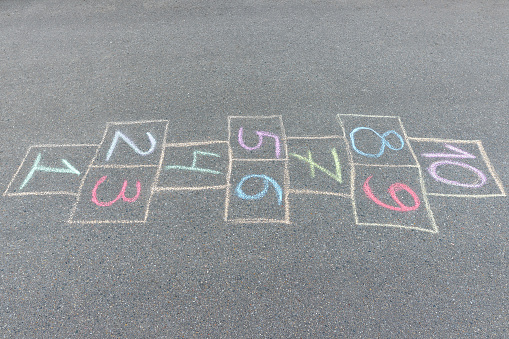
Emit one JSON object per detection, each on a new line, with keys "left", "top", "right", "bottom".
{"left": 350, "top": 127, "right": 405, "bottom": 158}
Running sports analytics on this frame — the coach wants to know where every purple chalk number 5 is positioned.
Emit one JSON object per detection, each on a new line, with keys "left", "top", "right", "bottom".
{"left": 238, "top": 127, "right": 281, "bottom": 158}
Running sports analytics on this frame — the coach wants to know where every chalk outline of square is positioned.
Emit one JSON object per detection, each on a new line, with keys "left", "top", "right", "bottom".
{"left": 69, "top": 166, "right": 155, "bottom": 223}
{"left": 225, "top": 156, "right": 291, "bottom": 224}
{"left": 336, "top": 115, "right": 438, "bottom": 233}
{"left": 153, "top": 140, "right": 229, "bottom": 191}
{"left": 90, "top": 119, "right": 169, "bottom": 167}
{"left": 408, "top": 137, "right": 507, "bottom": 198}
{"left": 336, "top": 113, "right": 420, "bottom": 166}
{"left": 286, "top": 135, "right": 351, "bottom": 197}
{"left": 225, "top": 116, "right": 290, "bottom": 224}
{"left": 3, "top": 144, "right": 99, "bottom": 197}
{"left": 351, "top": 164, "right": 438, "bottom": 233}
{"left": 228, "top": 115, "right": 289, "bottom": 161}
{"left": 68, "top": 120, "right": 169, "bottom": 224}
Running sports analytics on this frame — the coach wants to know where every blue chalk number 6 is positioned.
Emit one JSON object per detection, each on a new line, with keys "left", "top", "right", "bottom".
{"left": 235, "top": 174, "right": 283, "bottom": 205}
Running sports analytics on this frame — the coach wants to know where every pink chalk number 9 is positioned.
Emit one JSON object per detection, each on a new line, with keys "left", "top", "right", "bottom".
{"left": 363, "top": 175, "right": 420, "bottom": 212}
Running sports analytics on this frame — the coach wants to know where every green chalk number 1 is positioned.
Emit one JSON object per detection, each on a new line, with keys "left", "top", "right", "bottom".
{"left": 19, "top": 153, "right": 80, "bottom": 190}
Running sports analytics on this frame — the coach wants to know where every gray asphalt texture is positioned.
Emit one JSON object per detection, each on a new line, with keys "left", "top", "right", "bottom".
{"left": 1, "top": 0, "right": 508, "bottom": 337}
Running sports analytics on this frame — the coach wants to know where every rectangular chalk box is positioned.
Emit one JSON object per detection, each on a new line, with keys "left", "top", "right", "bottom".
{"left": 337, "top": 114, "right": 416, "bottom": 166}
{"left": 408, "top": 139, "right": 506, "bottom": 197}
{"left": 157, "top": 141, "right": 229, "bottom": 190}
{"left": 4, "top": 145, "right": 97, "bottom": 196}
{"left": 226, "top": 160, "right": 289, "bottom": 223}
{"left": 228, "top": 116, "right": 287, "bottom": 160}
{"left": 352, "top": 165, "right": 436, "bottom": 233}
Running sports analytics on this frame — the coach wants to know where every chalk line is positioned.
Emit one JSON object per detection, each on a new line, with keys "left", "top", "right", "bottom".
{"left": 153, "top": 185, "right": 228, "bottom": 192}
{"left": 477, "top": 141, "right": 506, "bottom": 196}
{"left": 337, "top": 113, "right": 402, "bottom": 119}
{"left": 336, "top": 115, "right": 358, "bottom": 225}
{"left": 287, "top": 135, "right": 343, "bottom": 140}
{"left": 426, "top": 193, "right": 506, "bottom": 198}
{"left": 90, "top": 164, "right": 159, "bottom": 169}
{"left": 106, "top": 119, "right": 169, "bottom": 126}
{"left": 224, "top": 117, "right": 234, "bottom": 221}
{"left": 229, "top": 115, "right": 283, "bottom": 120}
{"left": 69, "top": 219, "right": 147, "bottom": 224}
{"left": 5, "top": 191, "right": 79, "bottom": 197}
{"left": 164, "top": 140, "right": 228, "bottom": 147}
{"left": 3, "top": 146, "right": 33, "bottom": 196}
{"left": 146, "top": 121, "right": 170, "bottom": 222}
{"left": 287, "top": 189, "right": 351, "bottom": 197}
{"left": 228, "top": 218, "right": 291, "bottom": 224}
{"left": 229, "top": 158, "right": 288, "bottom": 162}
{"left": 351, "top": 163, "right": 419, "bottom": 168}
{"left": 407, "top": 137, "right": 482, "bottom": 144}
{"left": 356, "top": 222, "right": 438, "bottom": 233}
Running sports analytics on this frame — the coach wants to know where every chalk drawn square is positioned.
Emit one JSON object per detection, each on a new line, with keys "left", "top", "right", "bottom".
{"left": 409, "top": 139, "right": 506, "bottom": 197}
{"left": 226, "top": 160, "right": 289, "bottom": 223}
{"left": 228, "top": 116, "right": 287, "bottom": 160}
{"left": 157, "top": 142, "right": 229, "bottom": 190}
{"left": 287, "top": 137, "right": 351, "bottom": 196}
{"left": 4, "top": 145, "right": 97, "bottom": 196}
{"left": 353, "top": 165, "right": 437, "bottom": 233}
{"left": 337, "top": 114, "right": 417, "bottom": 166}
{"left": 70, "top": 167, "right": 157, "bottom": 223}
{"left": 92, "top": 120, "right": 168, "bottom": 166}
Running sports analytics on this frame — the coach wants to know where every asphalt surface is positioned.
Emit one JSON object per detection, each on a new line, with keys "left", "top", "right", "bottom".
{"left": 1, "top": 0, "right": 508, "bottom": 337}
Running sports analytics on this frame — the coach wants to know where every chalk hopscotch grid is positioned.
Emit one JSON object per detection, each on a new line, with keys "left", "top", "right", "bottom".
{"left": 68, "top": 120, "right": 169, "bottom": 224}
{"left": 337, "top": 114, "right": 438, "bottom": 233}
{"left": 3, "top": 144, "right": 100, "bottom": 197}
{"left": 408, "top": 137, "right": 507, "bottom": 198}
{"left": 5, "top": 116, "right": 505, "bottom": 232}
{"left": 225, "top": 115, "right": 291, "bottom": 224}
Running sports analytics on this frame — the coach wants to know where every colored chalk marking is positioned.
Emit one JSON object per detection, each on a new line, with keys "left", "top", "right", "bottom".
{"left": 421, "top": 144, "right": 476, "bottom": 159}
{"left": 420, "top": 144, "right": 487, "bottom": 188}
{"left": 428, "top": 161, "right": 487, "bottom": 188}
{"left": 106, "top": 130, "right": 156, "bottom": 161}
{"left": 238, "top": 127, "right": 281, "bottom": 158}
{"left": 362, "top": 175, "right": 420, "bottom": 212}
{"left": 235, "top": 174, "right": 283, "bottom": 205}
{"left": 19, "top": 153, "right": 80, "bottom": 190}
{"left": 290, "top": 148, "right": 342, "bottom": 183}
{"left": 5, "top": 116, "right": 505, "bottom": 229}
{"left": 165, "top": 150, "right": 221, "bottom": 174}
{"left": 350, "top": 127, "right": 405, "bottom": 158}
{"left": 91, "top": 175, "right": 141, "bottom": 207}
